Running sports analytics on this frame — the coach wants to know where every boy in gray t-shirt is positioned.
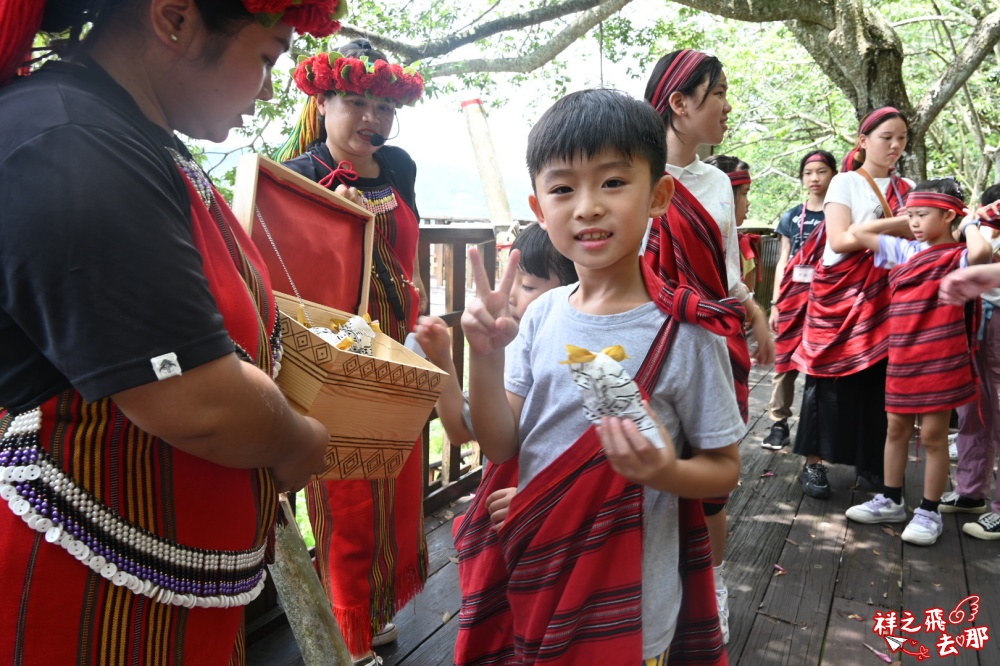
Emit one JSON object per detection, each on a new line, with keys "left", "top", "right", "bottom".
{"left": 458, "top": 89, "right": 743, "bottom": 663}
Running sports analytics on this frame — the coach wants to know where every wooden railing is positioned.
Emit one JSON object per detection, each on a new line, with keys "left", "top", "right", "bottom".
{"left": 417, "top": 220, "right": 499, "bottom": 514}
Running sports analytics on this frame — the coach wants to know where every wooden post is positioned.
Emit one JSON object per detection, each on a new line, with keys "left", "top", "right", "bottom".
{"left": 269, "top": 495, "right": 353, "bottom": 666}
{"left": 461, "top": 99, "right": 515, "bottom": 252}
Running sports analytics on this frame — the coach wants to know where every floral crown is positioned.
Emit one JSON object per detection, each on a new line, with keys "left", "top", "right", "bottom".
{"left": 244, "top": 0, "right": 348, "bottom": 38}
{"left": 293, "top": 51, "right": 424, "bottom": 107}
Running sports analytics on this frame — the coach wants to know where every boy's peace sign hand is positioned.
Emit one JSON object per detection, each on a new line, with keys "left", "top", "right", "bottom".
{"left": 462, "top": 247, "right": 521, "bottom": 355}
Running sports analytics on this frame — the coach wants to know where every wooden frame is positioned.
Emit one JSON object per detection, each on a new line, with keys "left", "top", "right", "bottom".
{"left": 232, "top": 153, "right": 374, "bottom": 316}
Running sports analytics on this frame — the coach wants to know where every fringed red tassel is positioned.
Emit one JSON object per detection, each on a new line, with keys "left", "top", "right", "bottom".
{"left": 0, "top": 0, "right": 46, "bottom": 86}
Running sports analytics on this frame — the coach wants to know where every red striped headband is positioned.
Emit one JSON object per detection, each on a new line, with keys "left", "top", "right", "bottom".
{"left": 859, "top": 106, "right": 902, "bottom": 135}
{"left": 905, "top": 192, "right": 965, "bottom": 217}
{"left": 728, "top": 170, "right": 751, "bottom": 187}
{"left": 650, "top": 50, "right": 711, "bottom": 115}
{"left": 841, "top": 147, "right": 862, "bottom": 172}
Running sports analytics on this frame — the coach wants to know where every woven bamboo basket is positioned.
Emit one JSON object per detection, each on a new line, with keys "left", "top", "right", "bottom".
{"left": 233, "top": 155, "right": 446, "bottom": 480}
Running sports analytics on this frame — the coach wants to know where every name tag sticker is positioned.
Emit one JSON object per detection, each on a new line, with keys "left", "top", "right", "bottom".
{"left": 792, "top": 266, "right": 816, "bottom": 283}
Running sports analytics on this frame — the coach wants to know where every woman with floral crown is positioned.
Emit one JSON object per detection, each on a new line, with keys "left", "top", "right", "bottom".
{"left": 277, "top": 39, "right": 426, "bottom": 663}
{"left": 0, "top": 0, "right": 345, "bottom": 662}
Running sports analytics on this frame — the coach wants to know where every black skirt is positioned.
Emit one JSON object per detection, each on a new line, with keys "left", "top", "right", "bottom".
{"left": 792, "top": 359, "right": 888, "bottom": 477}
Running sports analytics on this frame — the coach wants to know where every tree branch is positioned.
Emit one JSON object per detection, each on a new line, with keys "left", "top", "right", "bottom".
{"left": 338, "top": 0, "right": 625, "bottom": 63}
{"left": 422, "top": 0, "right": 633, "bottom": 78}
{"left": 910, "top": 9, "right": 1000, "bottom": 137}
{"left": 665, "top": 0, "right": 834, "bottom": 28}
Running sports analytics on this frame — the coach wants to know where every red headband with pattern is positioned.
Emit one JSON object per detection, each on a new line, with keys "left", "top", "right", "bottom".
{"left": 905, "top": 191, "right": 965, "bottom": 217}
{"left": 805, "top": 153, "right": 829, "bottom": 167}
{"left": 649, "top": 49, "right": 711, "bottom": 115}
{"left": 728, "top": 170, "right": 751, "bottom": 187}
{"left": 859, "top": 106, "right": 903, "bottom": 136}
{"left": 245, "top": 0, "right": 347, "bottom": 37}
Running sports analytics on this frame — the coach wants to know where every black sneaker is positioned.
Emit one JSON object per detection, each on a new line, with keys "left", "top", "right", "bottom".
{"left": 800, "top": 463, "right": 831, "bottom": 499}
{"left": 939, "top": 491, "right": 987, "bottom": 514}
{"left": 762, "top": 421, "right": 790, "bottom": 450}
{"left": 963, "top": 512, "right": 1000, "bottom": 540}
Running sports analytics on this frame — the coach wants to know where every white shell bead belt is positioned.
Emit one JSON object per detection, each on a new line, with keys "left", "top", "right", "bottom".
{"left": 0, "top": 408, "right": 267, "bottom": 609}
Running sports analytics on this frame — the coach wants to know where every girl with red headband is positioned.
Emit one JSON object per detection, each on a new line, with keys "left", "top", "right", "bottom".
{"left": 0, "top": 0, "right": 342, "bottom": 662}
{"left": 274, "top": 38, "right": 426, "bottom": 664}
{"left": 764, "top": 150, "right": 838, "bottom": 452}
{"left": 644, "top": 50, "right": 768, "bottom": 646}
{"left": 791, "top": 107, "right": 914, "bottom": 501}
{"left": 837, "top": 179, "right": 991, "bottom": 545}
{"left": 704, "top": 154, "right": 756, "bottom": 282}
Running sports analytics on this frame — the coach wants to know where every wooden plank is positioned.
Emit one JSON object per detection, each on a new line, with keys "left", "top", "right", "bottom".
{"left": 394, "top": 610, "right": 461, "bottom": 666}
{"left": 377, "top": 562, "right": 463, "bottom": 666}
{"left": 958, "top": 525, "right": 1000, "bottom": 665}
{"left": 737, "top": 464, "right": 853, "bottom": 664}
{"left": 900, "top": 442, "right": 977, "bottom": 666}
{"left": 425, "top": 503, "right": 468, "bottom": 576}
{"left": 834, "top": 476, "right": 904, "bottom": 608}
{"left": 717, "top": 368, "right": 804, "bottom": 658}
{"left": 822, "top": 597, "right": 896, "bottom": 666}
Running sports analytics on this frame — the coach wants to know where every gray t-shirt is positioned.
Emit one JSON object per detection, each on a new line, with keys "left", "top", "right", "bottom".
{"left": 504, "top": 285, "right": 745, "bottom": 658}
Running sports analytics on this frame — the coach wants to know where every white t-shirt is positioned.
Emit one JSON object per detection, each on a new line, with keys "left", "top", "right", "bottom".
{"left": 822, "top": 171, "right": 914, "bottom": 266}
{"left": 665, "top": 158, "right": 750, "bottom": 302}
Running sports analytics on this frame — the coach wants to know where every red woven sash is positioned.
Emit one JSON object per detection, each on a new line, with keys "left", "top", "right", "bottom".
{"left": 643, "top": 181, "right": 750, "bottom": 421}
{"left": 774, "top": 223, "right": 826, "bottom": 374}
{"left": 885, "top": 244, "right": 979, "bottom": 413}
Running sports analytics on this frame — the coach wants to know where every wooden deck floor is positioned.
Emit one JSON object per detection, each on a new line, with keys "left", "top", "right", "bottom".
{"left": 248, "top": 363, "right": 1000, "bottom": 665}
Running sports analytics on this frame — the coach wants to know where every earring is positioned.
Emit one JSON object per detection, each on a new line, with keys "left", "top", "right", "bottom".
{"left": 169, "top": 34, "right": 178, "bottom": 42}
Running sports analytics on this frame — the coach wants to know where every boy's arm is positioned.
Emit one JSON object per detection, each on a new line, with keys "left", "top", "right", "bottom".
{"left": 960, "top": 220, "right": 993, "bottom": 266}
{"left": 415, "top": 316, "right": 476, "bottom": 445}
{"left": 467, "top": 349, "right": 523, "bottom": 463}
{"left": 462, "top": 247, "right": 523, "bottom": 463}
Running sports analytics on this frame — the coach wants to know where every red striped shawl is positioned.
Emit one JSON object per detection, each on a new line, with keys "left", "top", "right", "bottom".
{"left": 792, "top": 177, "right": 911, "bottom": 377}
{"left": 885, "top": 243, "right": 979, "bottom": 413}
{"left": 644, "top": 180, "right": 750, "bottom": 422}
{"left": 774, "top": 223, "right": 826, "bottom": 374}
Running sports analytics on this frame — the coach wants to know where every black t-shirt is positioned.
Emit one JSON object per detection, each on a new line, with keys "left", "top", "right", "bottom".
{"left": 0, "top": 60, "right": 234, "bottom": 412}
{"left": 775, "top": 203, "right": 825, "bottom": 257}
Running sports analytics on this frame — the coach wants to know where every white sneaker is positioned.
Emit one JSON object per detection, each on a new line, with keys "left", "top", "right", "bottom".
{"left": 949, "top": 439, "right": 959, "bottom": 461}
{"left": 715, "top": 568, "right": 730, "bottom": 644}
{"left": 846, "top": 494, "right": 907, "bottom": 524}
{"left": 901, "top": 508, "right": 943, "bottom": 546}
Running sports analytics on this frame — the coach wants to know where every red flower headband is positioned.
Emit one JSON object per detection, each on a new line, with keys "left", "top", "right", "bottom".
{"left": 904, "top": 191, "right": 965, "bottom": 217}
{"left": 727, "top": 170, "right": 751, "bottom": 187}
{"left": 244, "top": 0, "right": 347, "bottom": 38}
{"left": 294, "top": 52, "right": 424, "bottom": 107}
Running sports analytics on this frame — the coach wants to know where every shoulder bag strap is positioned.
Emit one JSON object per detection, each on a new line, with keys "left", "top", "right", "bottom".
{"left": 856, "top": 168, "right": 894, "bottom": 219}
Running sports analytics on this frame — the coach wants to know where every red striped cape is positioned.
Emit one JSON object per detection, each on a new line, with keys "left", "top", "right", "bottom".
{"left": 792, "top": 177, "right": 911, "bottom": 377}
{"left": 644, "top": 180, "right": 750, "bottom": 422}
{"left": 774, "top": 223, "right": 826, "bottom": 374}
{"left": 452, "top": 260, "right": 728, "bottom": 666}
{"left": 885, "top": 244, "right": 979, "bottom": 413}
